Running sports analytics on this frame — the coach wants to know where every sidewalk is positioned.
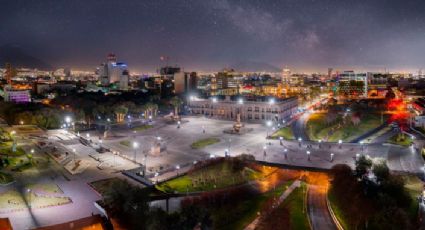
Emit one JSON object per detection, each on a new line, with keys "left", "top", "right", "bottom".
{"left": 244, "top": 180, "right": 301, "bottom": 230}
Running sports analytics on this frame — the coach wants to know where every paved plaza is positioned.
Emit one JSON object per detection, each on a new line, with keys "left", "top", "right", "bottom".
{"left": 1, "top": 115, "right": 424, "bottom": 229}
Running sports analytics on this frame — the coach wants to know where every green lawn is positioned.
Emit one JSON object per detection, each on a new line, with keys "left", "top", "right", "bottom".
{"left": 0, "top": 183, "right": 71, "bottom": 211}
{"left": 307, "top": 113, "right": 383, "bottom": 142}
{"left": 119, "top": 140, "right": 131, "bottom": 147}
{"left": 156, "top": 160, "right": 261, "bottom": 193}
{"left": 131, "top": 125, "right": 153, "bottom": 131}
{"left": 283, "top": 183, "right": 310, "bottom": 230}
{"left": 221, "top": 180, "right": 293, "bottom": 230}
{"left": 328, "top": 189, "right": 351, "bottom": 230}
{"left": 271, "top": 127, "right": 294, "bottom": 140}
{"left": 387, "top": 133, "right": 413, "bottom": 147}
{"left": 403, "top": 175, "right": 423, "bottom": 220}
{"left": 0, "top": 172, "right": 13, "bottom": 184}
{"left": 190, "top": 138, "right": 220, "bottom": 149}
{"left": 89, "top": 177, "right": 124, "bottom": 196}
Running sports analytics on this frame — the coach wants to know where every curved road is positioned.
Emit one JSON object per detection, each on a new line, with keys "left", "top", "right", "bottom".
{"left": 292, "top": 112, "right": 310, "bottom": 141}
{"left": 308, "top": 185, "right": 337, "bottom": 230}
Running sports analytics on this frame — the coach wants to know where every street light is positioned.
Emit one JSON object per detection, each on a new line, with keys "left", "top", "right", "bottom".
{"left": 72, "top": 148, "right": 76, "bottom": 162}
{"left": 307, "top": 151, "right": 311, "bottom": 160}
{"left": 298, "top": 137, "right": 302, "bottom": 147}
{"left": 279, "top": 136, "right": 283, "bottom": 145}
{"left": 338, "top": 139, "right": 342, "bottom": 149}
{"left": 266, "top": 120, "right": 272, "bottom": 137}
{"left": 177, "top": 121, "right": 181, "bottom": 129}
{"left": 238, "top": 98, "right": 243, "bottom": 105}
{"left": 330, "top": 153, "right": 334, "bottom": 162}
{"left": 318, "top": 139, "right": 322, "bottom": 148}
{"left": 212, "top": 97, "right": 218, "bottom": 103}
{"left": 132, "top": 142, "right": 139, "bottom": 162}
{"left": 65, "top": 116, "right": 71, "bottom": 124}
{"left": 27, "top": 188, "right": 32, "bottom": 208}
{"left": 225, "top": 148, "right": 229, "bottom": 157}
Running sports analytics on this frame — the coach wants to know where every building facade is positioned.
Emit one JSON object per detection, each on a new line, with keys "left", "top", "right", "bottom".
{"left": 189, "top": 96, "right": 298, "bottom": 122}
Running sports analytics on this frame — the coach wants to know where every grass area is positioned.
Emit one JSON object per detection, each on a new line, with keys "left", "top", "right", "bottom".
{"left": 89, "top": 177, "right": 124, "bottom": 196}
{"left": 156, "top": 159, "right": 261, "bottom": 193}
{"left": 283, "top": 182, "right": 309, "bottom": 230}
{"left": 387, "top": 133, "right": 413, "bottom": 147}
{"left": 0, "top": 172, "right": 13, "bottom": 184}
{"left": 119, "top": 140, "right": 131, "bottom": 147}
{"left": 27, "top": 183, "right": 63, "bottom": 193}
{"left": 0, "top": 141, "right": 26, "bottom": 156}
{"left": 131, "top": 125, "right": 153, "bottom": 131}
{"left": 223, "top": 180, "right": 294, "bottom": 230}
{"left": 307, "top": 113, "right": 382, "bottom": 142}
{"left": 403, "top": 175, "right": 423, "bottom": 220}
{"left": 328, "top": 189, "right": 351, "bottom": 230}
{"left": 15, "top": 126, "right": 39, "bottom": 132}
{"left": 190, "top": 138, "right": 220, "bottom": 149}
{"left": 271, "top": 126, "right": 294, "bottom": 140}
{"left": 0, "top": 184, "right": 71, "bottom": 210}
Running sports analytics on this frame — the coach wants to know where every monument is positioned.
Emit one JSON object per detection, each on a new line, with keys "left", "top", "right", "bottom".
{"left": 224, "top": 112, "right": 253, "bottom": 135}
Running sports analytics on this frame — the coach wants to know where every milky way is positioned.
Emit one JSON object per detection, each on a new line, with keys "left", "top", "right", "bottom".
{"left": 1, "top": 0, "right": 425, "bottom": 72}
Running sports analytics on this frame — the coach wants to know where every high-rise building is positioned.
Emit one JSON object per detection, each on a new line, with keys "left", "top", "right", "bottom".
{"left": 174, "top": 71, "right": 198, "bottom": 95}
{"left": 99, "top": 53, "right": 129, "bottom": 89}
{"left": 282, "top": 67, "right": 291, "bottom": 84}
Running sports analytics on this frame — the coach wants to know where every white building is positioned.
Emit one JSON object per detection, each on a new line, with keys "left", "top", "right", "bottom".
{"left": 99, "top": 53, "right": 129, "bottom": 90}
{"left": 189, "top": 96, "right": 298, "bottom": 122}
{"left": 2, "top": 86, "right": 31, "bottom": 103}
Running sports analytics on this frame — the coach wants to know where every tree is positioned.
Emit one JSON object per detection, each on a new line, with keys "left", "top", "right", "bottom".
{"left": 114, "top": 105, "right": 128, "bottom": 123}
{"left": 372, "top": 161, "right": 390, "bottom": 182}
{"left": 355, "top": 155, "right": 372, "bottom": 178}
{"left": 170, "top": 96, "right": 183, "bottom": 120}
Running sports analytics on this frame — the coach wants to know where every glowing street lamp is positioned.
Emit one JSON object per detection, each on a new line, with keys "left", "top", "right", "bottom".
{"left": 338, "top": 139, "right": 342, "bottom": 149}
{"left": 266, "top": 120, "right": 272, "bottom": 137}
{"left": 330, "top": 153, "right": 334, "bottom": 162}
{"left": 132, "top": 142, "right": 139, "bottom": 162}
{"left": 238, "top": 98, "right": 244, "bottom": 105}
{"left": 298, "top": 137, "right": 302, "bottom": 147}
{"left": 212, "top": 97, "right": 218, "bottom": 103}
{"left": 177, "top": 121, "right": 181, "bottom": 129}
{"left": 307, "top": 151, "right": 311, "bottom": 161}
{"left": 72, "top": 148, "right": 76, "bottom": 162}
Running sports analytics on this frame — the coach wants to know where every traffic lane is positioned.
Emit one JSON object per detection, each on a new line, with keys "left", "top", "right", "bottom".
{"left": 308, "top": 185, "right": 337, "bottom": 230}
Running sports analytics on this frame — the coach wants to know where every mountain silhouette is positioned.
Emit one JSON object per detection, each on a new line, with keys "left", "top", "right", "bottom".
{"left": 0, "top": 44, "right": 53, "bottom": 70}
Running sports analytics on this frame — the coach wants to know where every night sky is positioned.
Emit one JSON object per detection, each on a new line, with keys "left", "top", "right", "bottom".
{"left": 2, "top": 0, "right": 425, "bottom": 73}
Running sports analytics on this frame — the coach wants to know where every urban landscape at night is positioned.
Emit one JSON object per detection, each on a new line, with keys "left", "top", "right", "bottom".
{"left": 1, "top": 0, "right": 425, "bottom": 229}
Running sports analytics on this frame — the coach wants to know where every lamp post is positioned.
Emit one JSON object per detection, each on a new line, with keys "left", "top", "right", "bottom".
{"left": 318, "top": 139, "right": 322, "bottom": 148}
{"left": 27, "top": 188, "right": 32, "bottom": 208}
{"left": 279, "top": 136, "right": 283, "bottom": 145}
{"left": 132, "top": 142, "right": 139, "bottom": 163}
{"left": 330, "top": 153, "right": 334, "bottom": 162}
{"left": 298, "top": 137, "right": 302, "bottom": 147}
{"left": 266, "top": 120, "right": 272, "bottom": 138}
{"left": 263, "top": 145, "right": 267, "bottom": 159}
{"left": 307, "top": 151, "right": 311, "bottom": 161}
{"left": 72, "top": 148, "right": 76, "bottom": 162}
{"left": 284, "top": 148, "right": 288, "bottom": 159}
{"left": 338, "top": 139, "right": 342, "bottom": 149}
{"left": 177, "top": 121, "right": 181, "bottom": 129}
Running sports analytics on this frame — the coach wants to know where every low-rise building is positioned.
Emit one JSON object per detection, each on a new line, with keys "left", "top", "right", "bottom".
{"left": 189, "top": 96, "right": 298, "bottom": 122}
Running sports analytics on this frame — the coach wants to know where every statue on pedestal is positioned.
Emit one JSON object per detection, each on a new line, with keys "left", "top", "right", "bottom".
{"left": 233, "top": 113, "right": 242, "bottom": 133}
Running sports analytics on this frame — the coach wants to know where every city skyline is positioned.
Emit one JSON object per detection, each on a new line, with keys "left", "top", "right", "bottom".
{"left": 2, "top": 0, "right": 425, "bottom": 73}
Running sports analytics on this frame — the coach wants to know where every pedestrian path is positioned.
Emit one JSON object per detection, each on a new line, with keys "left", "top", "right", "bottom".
{"left": 244, "top": 180, "right": 301, "bottom": 230}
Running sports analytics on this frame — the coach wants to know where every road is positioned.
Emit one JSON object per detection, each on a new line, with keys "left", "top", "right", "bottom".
{"left": 291, "top": 112, "right": 310, "bottom": 141}
{"left": 308, "top": 185, "right": 337, "bottom": 230}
